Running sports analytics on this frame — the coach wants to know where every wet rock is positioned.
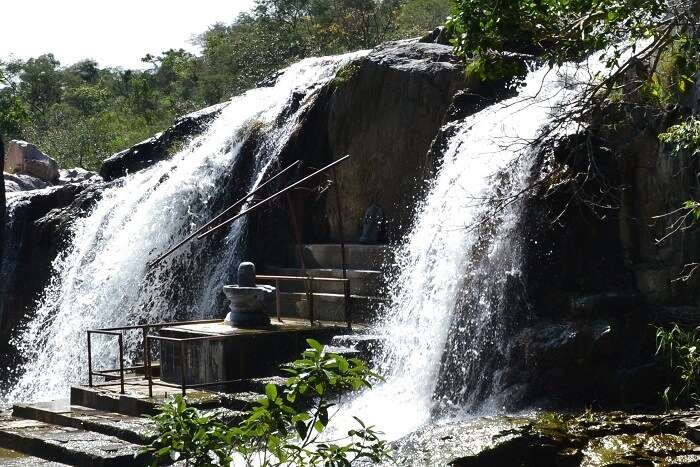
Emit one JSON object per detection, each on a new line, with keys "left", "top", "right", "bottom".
{"left": 269, "top": 40, "right": 471, "bottom": 246}
{"left": 571, "top": 292, "right": 641, "bottom": 316}
{"left": 57, "top": 167, "right": 101, "bottom": 185}
{"left": 442, "top": 411, "right": 700, "bottom": 466}
{"left": 4, "top": 173, "right": 49, "bottom": 192}
{"left": 0, "top": 180, "right": 105, "bottom": 352}
{"left": 4, "top": 140, "right": 59, "bottom": 183}
{"left": 100, "top": 102, "right": 227, "bottom": 181}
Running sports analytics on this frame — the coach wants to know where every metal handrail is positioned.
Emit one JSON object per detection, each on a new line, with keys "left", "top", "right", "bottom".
{"left": 256, "top": 274, "right": 352, "bottom": 327}
{"left": 148, "top": 160, "right": 301, "bottom": 269}
{"left": 86, "top": 319, "right": 221, "bottom": 394}
{"left": 199, "top": 155, "right": 351, "bottom": 239}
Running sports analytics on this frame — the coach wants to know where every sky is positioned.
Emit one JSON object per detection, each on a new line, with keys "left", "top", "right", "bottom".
{"left": 0, "top": 0, "right": 256, "bottom": 69}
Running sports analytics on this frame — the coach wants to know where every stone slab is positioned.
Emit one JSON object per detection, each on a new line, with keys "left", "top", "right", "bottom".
{"left": 0, "top": 413, "right": 148, "bottom": 466}
{"left": 12, "top": 400, "right": 156, "bottom": 445}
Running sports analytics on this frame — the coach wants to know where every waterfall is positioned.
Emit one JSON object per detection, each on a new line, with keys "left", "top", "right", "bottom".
{"left": 1, "top": 51, "right": 366, "bottom": 406}
{"left": 330, "top": 61, "right": 597, "bottom": 441}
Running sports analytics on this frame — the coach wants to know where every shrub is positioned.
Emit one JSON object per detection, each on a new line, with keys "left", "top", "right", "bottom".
{"left": 147, "top": 339, "right": 391, "bottom": 466}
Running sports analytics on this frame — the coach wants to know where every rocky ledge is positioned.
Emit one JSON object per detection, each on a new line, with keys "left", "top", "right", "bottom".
{"left": 394, "top": 410, "right": 700, "bottom": 466}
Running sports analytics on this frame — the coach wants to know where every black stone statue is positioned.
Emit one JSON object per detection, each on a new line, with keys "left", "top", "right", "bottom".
{"left": 359, "top": 204, "right": 384, "bottom": 244}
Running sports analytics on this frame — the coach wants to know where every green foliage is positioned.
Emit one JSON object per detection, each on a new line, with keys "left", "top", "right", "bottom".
{"left": 656, "top": 325, "right": 700, "bottom": 408}
{"left": 659, "top": 117, "right": 700, "bottom": 157}
{"left": 0, "top": 0, "right": 450, "bottom": 170}
{"left": 147, "top": 339, "right": 390, "bottom": 466}
{"left": 446, "top": 0, "right": 699, "bottom": 88}
{"left": 148, "top": 395, "right": 232, "bottom": 465}
{"left": 331, "top": 61, "right": 363, "bottom": 88}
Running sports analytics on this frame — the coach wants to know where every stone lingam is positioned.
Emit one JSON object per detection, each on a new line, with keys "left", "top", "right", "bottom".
{"left": 223, "top": 262, "right": 275, "bottom": 328}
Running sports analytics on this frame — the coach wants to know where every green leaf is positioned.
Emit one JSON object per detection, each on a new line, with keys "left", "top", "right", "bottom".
{"left": 306, "top": 338, "right": 323, "bottom": 351}
{"left": 265, "top": 383, "right": 278, "bottom": 400}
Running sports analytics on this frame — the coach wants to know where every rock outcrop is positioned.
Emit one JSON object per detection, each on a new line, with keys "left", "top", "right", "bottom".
{"left": 0, "top": 180, "right": 104, "bottom": 353}
{"left": 254, "top": 40, "right": 475, "bottom": 251}
{"left": 99, "top": 103, "right": 227, "bottom": 181}
{"left": 4, "top": 140, "right": 59, "bottom": 183}
{"left": 398, "top": 411, "right": 700, "bottom": 467}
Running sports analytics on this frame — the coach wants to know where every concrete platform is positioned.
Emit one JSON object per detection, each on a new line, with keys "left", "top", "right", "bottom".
{"left": 158, "top": 318, "right": 357, "bottom": 388}
{"left": 70, "top": 381, "right": 256, "bottom": 417}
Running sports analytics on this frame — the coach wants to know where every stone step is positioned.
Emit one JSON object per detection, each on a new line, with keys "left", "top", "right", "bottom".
{"left": 291, "top": 244, "right": 392, "bottom": 270}
{"left": 12, "top": 400, "right": 156, "bottom": 445}
{"left": 331, "top": 334, "right": 385, "bottom": 365}
{"left": 277, "top": 292, "right": 386, "bottom": 322}
{"left": 264, "top": 267, "right": 384, "bottom": 295}
{"left": 70, "top": 383, "right": 258, "bottom": 417}
{"left": 0, "top": 446, "right": 69, "bottom": 466}
{"left": 0, "top": 412, "right": 148, "bottom": 467}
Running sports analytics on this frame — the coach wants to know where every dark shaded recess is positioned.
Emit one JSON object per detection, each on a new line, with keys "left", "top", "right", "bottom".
{"left": 1, "top": 134, "right": 4, "bottom": 287}
{"left": 491, "top": 99, "right": 700, "bottom": 410}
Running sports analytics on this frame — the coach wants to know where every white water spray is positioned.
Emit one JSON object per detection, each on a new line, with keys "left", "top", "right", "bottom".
{"left": 330, "top": 61, "right": 600, "bottom": 440}
{"left": 2, "top": 52, "right": 366, "bottom": 406}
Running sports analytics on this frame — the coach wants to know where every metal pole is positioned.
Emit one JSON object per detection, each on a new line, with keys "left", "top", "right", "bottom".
{"left": 307, "top": 277, "right": 315, "bottom": 325}
{"left": 87, "top": 331, "right": 93, "bottom": 388}
{"left": 180, "top": 342, "right": 186, "bottom": 397}
{"left": 286, "top": 192, "right": 314, "bottom": 323}
{"left": 118, "top": 333, "right": 125, "bottom": 395}
{"left": 331, "top": 166, "right": 351, "bottom": 330}
{"left": 200, "top": 155, "right": 351, "bottom": 239}
{"left": 275, "top": 279, "right": 282, "bottom": 322}
{"left": 142, "top": 328, "right": 149, "bottom": 381}
{"left": 148, "top": 160, "right": 301, "bottom": 268}
{"left": 146, "top": 335, "right": 153, "bottom": 398}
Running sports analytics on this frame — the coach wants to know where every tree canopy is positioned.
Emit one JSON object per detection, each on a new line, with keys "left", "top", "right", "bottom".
{"left": 0, "top": 0, "right": 450, "bottom": 171}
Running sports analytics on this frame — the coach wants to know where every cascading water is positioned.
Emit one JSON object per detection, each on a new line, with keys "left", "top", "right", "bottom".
{"left": 330, "top": 61, "right": 597, "bottom": 441}
{"left": 1, "top": 51, "right": 366, "bottom": 406}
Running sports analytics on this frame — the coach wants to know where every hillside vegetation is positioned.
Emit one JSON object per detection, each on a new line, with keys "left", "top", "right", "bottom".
{"left": 0, "top": 0, "right": 449, "bottom": 170}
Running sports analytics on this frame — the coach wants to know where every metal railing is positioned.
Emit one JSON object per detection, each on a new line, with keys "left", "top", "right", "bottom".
{"left": 256, "top": 274, "right": 351, "bottom": 328}
{"left": 86, "top": 319, "right": 220, "bottom": 394}
{"left": 86, "top": 272, "right": 352, "bottom": 397}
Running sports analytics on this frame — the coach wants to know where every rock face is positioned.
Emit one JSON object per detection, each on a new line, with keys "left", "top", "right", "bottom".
{"left": 0, "top": 180, "right": 104, "bottom": 354}
{"left": 4, "top": 140, "right": 59, "bottom": 183}
{"left": 258, "top": 40, "right": 471, "bottom": 248}
{"left": 99, "top": 102, "right": 227, "bottom": 181}
{"left": 4, "top": 172, "right": 50, "bottom": 192}
{"left": 427, "top": 411, "right": 700, "bottom": 467}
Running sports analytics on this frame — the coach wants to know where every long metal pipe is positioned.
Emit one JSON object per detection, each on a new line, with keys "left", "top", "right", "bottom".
{"left": 199, "top": 155, "right": 351, "bottom": 240}
{"left": 148, "top": 160, "right": 301, "bottom": 269}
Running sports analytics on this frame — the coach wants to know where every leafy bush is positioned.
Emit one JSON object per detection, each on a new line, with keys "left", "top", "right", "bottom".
{"left": 655, "top": 325, "right": 700, "bottom": 408}
{"left": 659, "top": 117, "right": 700, "bottom": 157}
{"left": 147, "top": 339, "right": 390, "bottom": 466}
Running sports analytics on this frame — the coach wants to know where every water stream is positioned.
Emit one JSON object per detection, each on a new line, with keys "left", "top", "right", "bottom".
{"left": 329, "top": 61, "right": 595, "bottom": 441}
{"left": 1, "top": 51, "right": 366, "bottom": 406}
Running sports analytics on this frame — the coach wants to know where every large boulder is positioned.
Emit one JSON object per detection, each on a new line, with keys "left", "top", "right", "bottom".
{"left": 99, "top": 102, "right": 227, "bottom": 181}
{"left": 4, "top": 140, "right": 59, "bottom": 183}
